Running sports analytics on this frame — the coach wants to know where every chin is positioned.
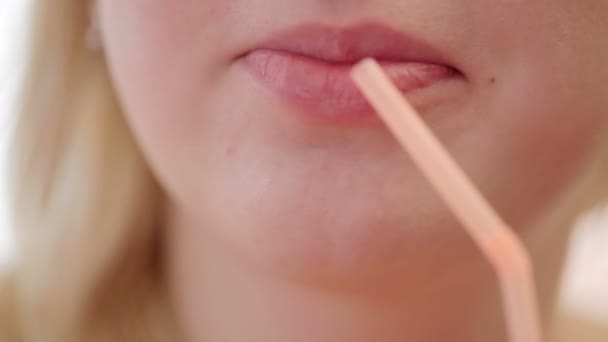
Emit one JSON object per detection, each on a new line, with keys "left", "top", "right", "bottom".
{"left": 205, "top": 189, "right": 483, "bottom": 293}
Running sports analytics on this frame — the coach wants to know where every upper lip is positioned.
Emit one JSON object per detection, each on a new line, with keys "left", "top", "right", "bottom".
{"left": 242, "top": 21, "right": 453, "bottom": 66}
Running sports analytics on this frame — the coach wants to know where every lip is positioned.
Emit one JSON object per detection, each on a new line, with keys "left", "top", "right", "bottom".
{"left": 239, "top": 22, "right": 463, "bottom": 125}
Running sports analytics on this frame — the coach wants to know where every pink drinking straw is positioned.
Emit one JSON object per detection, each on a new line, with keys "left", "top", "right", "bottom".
{"left": 350, "top": 58, "right": 543, "bottom": 342}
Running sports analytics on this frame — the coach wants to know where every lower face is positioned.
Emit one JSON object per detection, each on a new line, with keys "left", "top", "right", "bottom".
{"left": 99, "top": 0, "right": 608, "bottom": 289}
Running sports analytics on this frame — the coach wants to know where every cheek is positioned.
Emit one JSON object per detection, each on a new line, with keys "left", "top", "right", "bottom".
{"left": 468, "top": 67, "right": 608, "bottom": 230}
{"left": 99, "top": 0, "right": 237, "bottom": 180}
{"left": 99, "top": 0, "right": 238, "bottom": 118}
{"left": 457, "top": 2, "right": 608, "bottom": 230}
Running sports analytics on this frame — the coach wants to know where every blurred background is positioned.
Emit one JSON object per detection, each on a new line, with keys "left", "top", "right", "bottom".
{"left": 0, "top": 0, "right": 24, "bottom": 270}
{"left": 0, "top": 0, "right": 606, "bottom": 338}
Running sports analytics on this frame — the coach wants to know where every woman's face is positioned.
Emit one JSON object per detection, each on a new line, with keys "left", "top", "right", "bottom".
{"left": 98, "top": 1, "right": 608, "bottom": 286}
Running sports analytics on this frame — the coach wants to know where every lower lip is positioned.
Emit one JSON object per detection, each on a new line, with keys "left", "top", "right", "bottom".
{"left": 242, "top": 49, "right": 458, "bottom": 124}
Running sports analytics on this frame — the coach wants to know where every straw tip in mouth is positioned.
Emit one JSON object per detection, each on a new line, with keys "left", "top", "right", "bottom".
{"left": 351, "top": 57, "right": 379, "bottom": 76}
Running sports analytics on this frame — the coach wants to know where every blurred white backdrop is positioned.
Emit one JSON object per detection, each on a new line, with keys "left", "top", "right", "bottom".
{"left": 0, "top": 0, "right": 605, "bottom": 325}
{"left": 0, "top": 0, "right": 30, "bottom": 267}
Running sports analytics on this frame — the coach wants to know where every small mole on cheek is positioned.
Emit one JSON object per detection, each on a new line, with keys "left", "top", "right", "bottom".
{"left": 489, "top": 77, "right": 496, "bottom": 84}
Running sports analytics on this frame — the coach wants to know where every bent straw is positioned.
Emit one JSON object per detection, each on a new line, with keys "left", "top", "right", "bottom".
{"left": 350, "top": 58, "right": 543, "bottom": 342}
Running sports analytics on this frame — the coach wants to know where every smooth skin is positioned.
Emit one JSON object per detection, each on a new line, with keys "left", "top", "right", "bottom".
{"left": 97, "top": 1, "right": 608, "bottom": 341}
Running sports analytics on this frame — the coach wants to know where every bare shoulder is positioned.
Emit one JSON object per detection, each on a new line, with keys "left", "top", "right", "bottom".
{"left": 552, "top": 311, "right": 608, "bottom": 342}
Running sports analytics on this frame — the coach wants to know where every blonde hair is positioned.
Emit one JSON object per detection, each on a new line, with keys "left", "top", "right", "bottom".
{"left": 0, "top": 1, "right": 607, "bottom": 341}
{"left": 1, "top": 1, "right": 174, "bottom": 341}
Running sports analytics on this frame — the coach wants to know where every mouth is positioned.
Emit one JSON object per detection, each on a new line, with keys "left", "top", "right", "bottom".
{"left": 239, "top": 22, "right": 465, "bottom": 125}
